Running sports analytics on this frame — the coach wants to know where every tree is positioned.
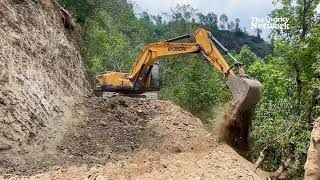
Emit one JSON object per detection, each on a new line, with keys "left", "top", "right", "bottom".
{"left": 141, "top": 11, "right": 150, "bottom": 21}
{"left": 169, "top": 4, "right": 197, "bottom": 22}
{"left": 219, "top": 14, "right": 228, "bottom": 30}
{"left": 197, "top": 12, "right": 218, "bottom": 30}
{"left": 229, "top": 21, "right": 235, "bottom": 31}
{"left": 248, "top": 53, "right": 310, "bottom": 178}
{"left": 59, "top": 0, "right": 95, "bottom": 24}
{"left": 255, "top": 28, "right": 262, "bottom": 39}
{"left": 152, "top": 15, "right": 162, "bottom": 25}
{"left": 207, "top": 12, "right": 218, "bottom": 28}
{"left": 237, "top": 45, "right": 261, "bottom": 67}
{"left": 160, "top": 56, "right": 229, "bottom": 118}
{"left": 197, "top": 13, "right": 206, "bottom": 25}
{"left": 227, "top": 23, "right": 231, "bottom": 31}
{"left": 235, "top": 18, "right": 241, "bottom": 32}
{"left": 246, "top": 0, "right": 320, "bottom": 177}
{"left": 272, "top": 0, "right": 320, "bottom": 115}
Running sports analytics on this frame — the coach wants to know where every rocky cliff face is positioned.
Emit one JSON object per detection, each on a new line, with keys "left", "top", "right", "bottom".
{"left": 0, "top": 0, "right": 89, "bottom": 167}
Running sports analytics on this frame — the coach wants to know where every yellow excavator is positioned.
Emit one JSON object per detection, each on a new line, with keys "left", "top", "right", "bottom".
{"left": 94, "top": 28, "right": 262, "bottom": 112}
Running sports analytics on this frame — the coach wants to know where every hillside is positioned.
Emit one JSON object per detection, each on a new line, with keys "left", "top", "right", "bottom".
{"left": 215, "top": 30, "right": 273, "bottom": 58}
{"left": 0, "top": 0, "right": 89, "bottom": 171}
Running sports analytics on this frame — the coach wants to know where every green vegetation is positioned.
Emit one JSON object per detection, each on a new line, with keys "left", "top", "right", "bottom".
{"left": 59, "top": 0, "right": 319, "bottom": 178}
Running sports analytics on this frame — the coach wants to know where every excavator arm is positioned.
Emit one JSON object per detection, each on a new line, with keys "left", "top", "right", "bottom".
{"left": 129, "top": 28, "right": 232, "bottom": 82}
{"left": 128, "top": 42, "right": 201, "bottom": 82}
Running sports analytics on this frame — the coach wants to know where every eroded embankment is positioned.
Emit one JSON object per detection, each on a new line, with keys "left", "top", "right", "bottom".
{"left": 0, "top": 0, "right": 89, "bottom": 174}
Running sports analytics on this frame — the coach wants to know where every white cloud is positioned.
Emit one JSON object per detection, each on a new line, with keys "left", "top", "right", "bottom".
{"left": 132, "top": 0, "right": 200, "bottom": 14}
{"left": 131, "top": 0, "right": 277, "bottom": 38}
{"left": 172, "top": 0, "right": 198, "bottom": 6}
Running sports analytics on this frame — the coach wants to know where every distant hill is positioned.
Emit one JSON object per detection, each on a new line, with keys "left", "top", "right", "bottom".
{"left": 214, "top": 30, "right": 273, "bottom": 58}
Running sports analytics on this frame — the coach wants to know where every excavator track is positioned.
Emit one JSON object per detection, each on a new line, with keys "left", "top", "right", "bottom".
{"left": 100, "top": 92, "right": 159, "bottom": 99}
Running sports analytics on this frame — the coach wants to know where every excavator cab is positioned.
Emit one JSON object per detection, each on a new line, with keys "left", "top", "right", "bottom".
{"left": 149, "top": 61, "right": 162, "bottom": 91}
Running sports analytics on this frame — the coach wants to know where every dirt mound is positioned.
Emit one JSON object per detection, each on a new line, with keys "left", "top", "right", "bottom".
{"left": 0, "top": 97, "right": 259, "bottom": 179}
{"left": 59, "top": 97, "right": 159, "bottom": 163}
{"left": 61, "top": 96, "right": 212, "bottom": 159}
{"left": 1, "top": 97, "right": 211, "bottom": 176}
{"left": 0, "top": 97, "right": 266, "bottom": 179}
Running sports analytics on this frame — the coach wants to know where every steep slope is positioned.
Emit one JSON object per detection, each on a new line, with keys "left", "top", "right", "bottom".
{"left": 0, "top": 0, "right": 89, "bottom": 171}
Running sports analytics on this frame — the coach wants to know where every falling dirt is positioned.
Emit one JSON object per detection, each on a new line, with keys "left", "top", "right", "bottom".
{"left": 214, "top": 104, "right": 253, "bottom": 157}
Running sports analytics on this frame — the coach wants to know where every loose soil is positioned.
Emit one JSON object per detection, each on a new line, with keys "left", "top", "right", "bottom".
{"left": 1, "top": 97, "right": 267, "bottom": 179}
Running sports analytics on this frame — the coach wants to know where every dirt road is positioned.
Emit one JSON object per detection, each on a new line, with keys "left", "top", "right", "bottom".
{"left": 1, "top": 97, "right": 266, "bottom": 179}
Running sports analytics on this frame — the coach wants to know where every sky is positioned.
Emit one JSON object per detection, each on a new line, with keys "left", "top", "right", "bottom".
{"left": 131, "top": 0, "right": 280, "bottom": 39}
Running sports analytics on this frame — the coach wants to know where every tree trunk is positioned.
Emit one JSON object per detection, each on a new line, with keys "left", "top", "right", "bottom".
{"left": 304, "top": 118, "right": 320, "bottom": 180}
{"left": 294, "top": 62, "right": 302, "bottom": 114}
{"left": 301, "top": 0, "right": 308, "bottom": 38}
{"left": 294, "top": 0, "right": 313, "bottom": 115}
{"left": 254, "top": 146, "right": 267, "bottom": 172}
{"left": 270, "top": 154, "right": 295, "bottom": 180}
{"left": 307, "top": 89, "right": 319, "bottom": 126}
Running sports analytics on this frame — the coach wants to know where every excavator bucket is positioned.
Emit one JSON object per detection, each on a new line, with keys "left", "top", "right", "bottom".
{"left": 216, "top": 76, "right": 262, "bottom": 157}
{"left": 227, "top": 76, "right": 262, "bottom": 112}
